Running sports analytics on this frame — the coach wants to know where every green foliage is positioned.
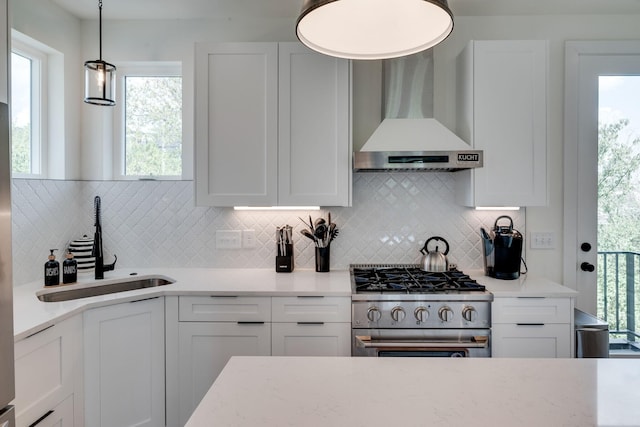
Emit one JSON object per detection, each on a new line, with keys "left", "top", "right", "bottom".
{"left": 598, "top": 119, "right": 640, "bottom": 251}
{"left": 11, "top": 122, "right": 31, "bottom": 174}
{"left": 597, "top": 119, "right": 640, "bottom": 334}
{"left": 124, "top": 76, "right": 182, "bottom": 176}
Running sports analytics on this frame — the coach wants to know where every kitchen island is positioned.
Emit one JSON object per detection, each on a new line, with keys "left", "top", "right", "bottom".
{"left": 185, "top": 356, "right": 639, "bottom": 427}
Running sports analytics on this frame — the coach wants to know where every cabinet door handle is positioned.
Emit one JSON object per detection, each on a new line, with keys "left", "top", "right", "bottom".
{"left": 29, "top": 410, "right": 55, "bottom": 427}
{"left": 130, "top": 296, "right": 159, "bottom": 304}
{"left": 237, "top": 321, "right": 265, "bottom": 325}
{"left": 516, "top": 323, "right": 545, "bottom": 326}
{"left": 211, "top": 295, "right": 238, "bottom": 298}
{"left": 297, "top": 296, "right": 325, "bottom": 299}
{"left": 297, "top": 322, "right": 325, "bottom": 325}
{"left": 24, "top": 324, "right": 54, "bottom": 339}
{"left": 516, "top": 297, "right": 545, "bottom": 299}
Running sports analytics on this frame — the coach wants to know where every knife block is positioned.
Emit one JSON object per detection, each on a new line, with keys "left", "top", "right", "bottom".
{"left": 276, "top": 255, "right": 293, "bottom": 273}
{"left": 276, "top": 243, "right": 294, "bottom": 272}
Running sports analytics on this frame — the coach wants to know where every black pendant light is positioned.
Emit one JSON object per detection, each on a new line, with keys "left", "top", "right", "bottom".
{"left": 296, "top": 0, "right": 454, "bottom": 60}
{"left": 84, "top": 0, "right": 116, "bottom": 106}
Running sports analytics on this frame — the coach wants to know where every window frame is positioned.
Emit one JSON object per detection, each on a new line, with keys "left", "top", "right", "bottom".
{"left": 113, "top": 62, "right": 185, "bottom": 180}
{"left": 10, "top": 37, "right": 48, "bottom": 178}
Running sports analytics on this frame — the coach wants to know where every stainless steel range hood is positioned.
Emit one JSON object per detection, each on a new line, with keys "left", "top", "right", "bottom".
{"left": 354, "top": 118, "right": 483, "bottom": 171}
{"left": 353, "top": 51, "right": 483, "bottom": 172}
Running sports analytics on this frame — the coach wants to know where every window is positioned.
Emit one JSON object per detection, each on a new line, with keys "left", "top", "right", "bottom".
{"left": 11, "top": 41, "right": 46, "bottom": 177}
{"left": 115, "top": 63, "right": 183, "bottom": 179}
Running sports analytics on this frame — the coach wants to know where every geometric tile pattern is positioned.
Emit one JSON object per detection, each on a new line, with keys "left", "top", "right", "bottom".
{"left": 11, "top": 175, "right": 524, "bottom": 286}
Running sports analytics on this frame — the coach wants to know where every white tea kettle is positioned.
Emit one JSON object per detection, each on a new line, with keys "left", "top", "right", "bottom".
{"left": 419, "top": 236, "right": 450, "bottom": 272}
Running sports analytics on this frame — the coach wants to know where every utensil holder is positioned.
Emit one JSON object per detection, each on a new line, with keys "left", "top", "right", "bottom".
{"left": 315, "top": 247, "right": 330, "bottom": 272}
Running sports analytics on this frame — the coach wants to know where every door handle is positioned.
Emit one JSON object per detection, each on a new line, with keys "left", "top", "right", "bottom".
{"left": 581, "top": 262, "right": 595, "bottom": 272}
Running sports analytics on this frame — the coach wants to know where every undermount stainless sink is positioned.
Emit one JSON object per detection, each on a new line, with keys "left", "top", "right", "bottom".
{"left": 37, "top": 276, "right": 175, "bottom": 302}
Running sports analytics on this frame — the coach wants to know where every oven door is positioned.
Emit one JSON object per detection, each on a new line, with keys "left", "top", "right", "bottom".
{"left": 352, "top": 329, "right": 491, "bottom": 357}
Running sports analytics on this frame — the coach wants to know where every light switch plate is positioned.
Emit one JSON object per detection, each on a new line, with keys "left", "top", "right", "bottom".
{"left": 216, "top": 230, "right": 242, "bottom": 249}
{"left": 530, "top": 232, "right": 555, "bottom": 249}
{"left": 242, "top": 230, "right": 256, "bottom": 248}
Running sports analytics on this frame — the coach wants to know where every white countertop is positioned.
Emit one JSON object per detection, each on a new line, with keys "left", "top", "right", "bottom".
{"left": 12, "top": 267, "right": 351, "bottom": 340}
{"left": 471, "top": 270, "right": 579, "bottom": 298}
{"left": 186, "top": 356, "right": 640, "bottom": 427}
{"left": 13, "top": 267, "right": 577, "bottom": 341}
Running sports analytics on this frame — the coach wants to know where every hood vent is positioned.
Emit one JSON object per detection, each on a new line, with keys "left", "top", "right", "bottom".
{"left": 353, "top": 51, "right": 482, "bottom": 172}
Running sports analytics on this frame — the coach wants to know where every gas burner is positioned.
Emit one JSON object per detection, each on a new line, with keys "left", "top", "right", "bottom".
{"left": 351, "top": 264, "right": 486, "bottom": 294}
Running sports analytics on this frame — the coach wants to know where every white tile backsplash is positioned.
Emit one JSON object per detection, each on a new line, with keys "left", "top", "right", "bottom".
{"left": 11, "top": 174, "right": 524, "bottom": 285}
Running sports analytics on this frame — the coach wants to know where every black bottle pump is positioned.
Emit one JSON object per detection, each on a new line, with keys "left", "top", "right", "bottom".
{"left": 44, "top": 249, "right": 60, "bottom": 286}
{"left": 63, "top": 251, "right": 78, "bottom": 284}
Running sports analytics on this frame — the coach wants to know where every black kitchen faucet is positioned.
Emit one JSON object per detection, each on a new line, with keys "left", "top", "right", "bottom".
{"left": 91, "top": 195, "right": 117, "bottom": 279}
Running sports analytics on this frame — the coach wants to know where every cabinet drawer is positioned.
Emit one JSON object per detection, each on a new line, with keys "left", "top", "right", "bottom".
{"left": 17, "top": 393, "right": 75, "bottom": 427}
{"left": 272, "top": 322, "right": 351, "bottom": 356}
{"left": 179, "top": 296, "right": 271, "bottom": 322}
{"left": 492, "top": 323, "right": 571, "bottom": 358}
{"left": 272, "top": 296, "right": 350, "bottom": 322}
{"left": 492, "top": 297, "right": 571, "bottom": 324}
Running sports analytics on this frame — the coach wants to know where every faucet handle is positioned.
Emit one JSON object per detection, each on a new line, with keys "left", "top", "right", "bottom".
{"left": 104, "top": 254, "right": 117, "bottom": 272}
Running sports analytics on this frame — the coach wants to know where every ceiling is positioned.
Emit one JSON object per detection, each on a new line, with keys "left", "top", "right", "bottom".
{"left": 50, "top": 0, "right": 640, "bottom": 21}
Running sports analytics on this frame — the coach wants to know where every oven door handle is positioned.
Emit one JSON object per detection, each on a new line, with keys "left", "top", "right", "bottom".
{"left": 355, "top": 335, "right": 489, "bottom": 349}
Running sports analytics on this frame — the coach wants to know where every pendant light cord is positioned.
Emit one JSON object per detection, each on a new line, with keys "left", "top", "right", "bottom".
{"left": 98, "top": 0, "right": 103, "bottom": 61}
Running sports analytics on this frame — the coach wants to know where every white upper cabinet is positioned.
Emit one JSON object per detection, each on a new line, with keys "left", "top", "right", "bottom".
{"left": 455, "top": 40, "right": 548, "bottom": 207}
{"left": 194, "top": 42, "right": 351, "bottom": 207}
{"left": 195, "top": 43, "right": 279, "bottom": 206}
{"left": 277, "top": 43, "right": 351, "bottom": 207}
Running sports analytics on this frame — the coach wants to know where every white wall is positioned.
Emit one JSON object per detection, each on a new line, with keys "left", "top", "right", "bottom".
{"left": 12, "top": 10, "right": 640, "bottom": 285}
{"left": 11, "top": 0, "right": 82, "bottom": 179}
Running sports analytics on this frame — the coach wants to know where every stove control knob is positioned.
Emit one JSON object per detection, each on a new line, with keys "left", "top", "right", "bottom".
{"left": 462, "top": 306, "right": 478, "bottom": 322}
{"left": 414, "top": 306, "right": 430, "bottom": 322}
{"left": 367, "top": 306, "right": 382, "bottom": 322}
{"left": 391, "top": 306, "right": 406, "bottom": 322}
{"left": 438, "top": 306, "right": 454, "bottom": 322}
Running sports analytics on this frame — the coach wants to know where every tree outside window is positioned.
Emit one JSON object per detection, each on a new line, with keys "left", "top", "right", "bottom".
{"left": 124, "top": 75, "right": 182, "bottom": 177}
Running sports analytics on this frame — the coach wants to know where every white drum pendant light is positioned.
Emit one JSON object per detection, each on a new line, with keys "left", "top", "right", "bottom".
{"left": 296, "top": 0, "right": 454, "bottom": 60}
{"left": 84, "top": 0, "right": 116, "bottom": 106}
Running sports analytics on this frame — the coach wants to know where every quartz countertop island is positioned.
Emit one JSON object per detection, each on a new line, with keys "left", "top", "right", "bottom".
{"left": 185, "top": 356, "right": 640, "bottom": 427}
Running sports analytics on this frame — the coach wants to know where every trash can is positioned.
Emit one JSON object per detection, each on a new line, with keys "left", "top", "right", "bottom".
{"left": 575, "top": 308, "right": 609, "bottom": 358}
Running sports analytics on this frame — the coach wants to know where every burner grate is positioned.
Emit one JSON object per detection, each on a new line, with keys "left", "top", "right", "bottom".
{"left": 351, "top": 265, "right": 485, "bottom": 294}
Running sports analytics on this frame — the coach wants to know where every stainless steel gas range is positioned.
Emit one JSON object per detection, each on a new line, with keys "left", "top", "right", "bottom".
{"left": 351, "top": 264, "right": 493, "bottom": 357}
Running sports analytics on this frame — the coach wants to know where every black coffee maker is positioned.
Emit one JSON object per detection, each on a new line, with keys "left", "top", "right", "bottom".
{"left": 480, "top": 215, "right": 523, "bottom": 280}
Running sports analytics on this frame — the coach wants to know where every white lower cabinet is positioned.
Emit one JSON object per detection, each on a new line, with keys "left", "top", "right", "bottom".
{"left": 271, "top": 296, "right": 351, "bottom": 357}
{"left": 83, "top": 297, "right": 165, "bottom": 427}
{"left": 28, "top": 394, "right": 75, "bottom": 427}
{"left": 176, "top": 296, "right": 271, "bottom": 426}
{"left": 13, "top": 315, "right": 83, "bottom": 427}
{"left": 492, "top": 297, "right": 573, "bottom": 358}
{"left": 271, "top": 322, "right": 350, "bottom": 356}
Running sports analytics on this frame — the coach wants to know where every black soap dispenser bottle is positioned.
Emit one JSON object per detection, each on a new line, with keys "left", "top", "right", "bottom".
{"left": 62, "top": 250, "right": 77, "bottom": 284}
{"left": 44, "top": 249, "right": 60, "bottom": 286}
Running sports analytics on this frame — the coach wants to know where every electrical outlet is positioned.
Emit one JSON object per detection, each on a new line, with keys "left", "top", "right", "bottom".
{"left": 530, "top": 232, "right": 555, "bottom": 249}
{"left": 216, "top": 230, "right": 242, "bottom": 249}
{"left": 242, "top": 229, "right": 256, "bottom": 248}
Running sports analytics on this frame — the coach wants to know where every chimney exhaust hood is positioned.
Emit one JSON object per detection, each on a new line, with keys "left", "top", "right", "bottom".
{"left": 353, "top": 51, "right": 482, "bottom": 172}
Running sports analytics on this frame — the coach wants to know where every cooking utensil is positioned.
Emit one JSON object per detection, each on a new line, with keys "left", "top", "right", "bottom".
{"left": 300, "top": 214, "right": 339, "bottom": 249}
{"left": 300, "top": 228, "right": 317, "bottom": 243}
{"left": 419, "top": 236, "right": 450, "bottom": 272}
{"left": 298, "top": 216, "right": 313, "bottom": 231}
{"left": 314, "top": 223, "right": 328, "bottom": 247}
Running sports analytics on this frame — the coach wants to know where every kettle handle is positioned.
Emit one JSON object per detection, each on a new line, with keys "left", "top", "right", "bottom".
{"left": 422, "top": 236, "right": 450, "bottom": 255}
{"left": 493, "top": 215, "right": 514, "bottom": 231}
